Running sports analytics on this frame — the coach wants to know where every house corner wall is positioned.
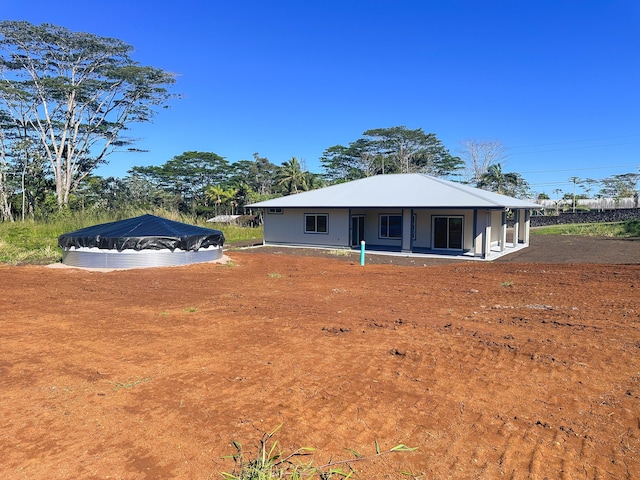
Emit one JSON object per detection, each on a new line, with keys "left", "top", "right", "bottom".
{"left": 401, "top": 209, "right": 412, "bottom": 252}
{"left": 473, "top": 210, "right": 492, "bottom": 258}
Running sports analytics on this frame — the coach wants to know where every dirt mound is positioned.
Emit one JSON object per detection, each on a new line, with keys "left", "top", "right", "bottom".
{"left": 1, "top": 240, "right": 639, "bottom": 478}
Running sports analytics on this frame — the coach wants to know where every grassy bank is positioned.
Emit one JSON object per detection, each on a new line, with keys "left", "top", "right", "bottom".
{"left": 531, "top": 220, "right": 640, "bottom": 237}
{"left": 0, "top": 211, "right": 263, "bottom": 265}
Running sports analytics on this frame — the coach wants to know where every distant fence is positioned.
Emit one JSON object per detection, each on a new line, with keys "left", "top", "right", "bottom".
{"left": 529, "top": 208, "right": 640, "bottom": 227}
{"left": 537, "top": 197, "right": 638, "bottom": 210}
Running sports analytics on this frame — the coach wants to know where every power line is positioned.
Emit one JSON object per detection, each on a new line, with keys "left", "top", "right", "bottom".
{"left": 519, "top": 164, "right": 639, "bottom": 174}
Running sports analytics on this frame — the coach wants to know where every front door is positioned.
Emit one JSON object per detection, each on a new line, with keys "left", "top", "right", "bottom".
{"left": 351, "top": 216, "right": 365, "bottom": 246}
{"left": 433, "top": 216, "right": 463, "bottom": 250}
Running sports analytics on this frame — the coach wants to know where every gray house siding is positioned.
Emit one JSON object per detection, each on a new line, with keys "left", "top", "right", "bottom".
{"left": 263, "top": 208, "right": 350, "bottom": 247}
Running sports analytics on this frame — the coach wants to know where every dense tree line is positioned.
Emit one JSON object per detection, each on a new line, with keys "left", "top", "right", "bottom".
{"left": 1, "top": 125, "right": 636, "bottom": 221}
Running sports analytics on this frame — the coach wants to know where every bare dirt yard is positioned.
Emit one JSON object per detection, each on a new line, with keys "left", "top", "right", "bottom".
{"left": 1, "top": 235, "right": 639, "bottom": 479}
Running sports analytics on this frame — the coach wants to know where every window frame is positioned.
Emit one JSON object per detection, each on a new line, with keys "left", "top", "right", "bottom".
{"left": 304, "top": 213, "right": 329, "bottom": 234}
{"left": 267, "top": 208, "right": 283, "bottom": 214}
{"left": 379, "top": 214, "right": 402, "bottom": 239}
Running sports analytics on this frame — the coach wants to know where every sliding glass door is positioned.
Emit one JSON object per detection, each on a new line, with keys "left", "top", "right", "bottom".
{"left": 433, "top": 216, "right": 463, "bottom": 250}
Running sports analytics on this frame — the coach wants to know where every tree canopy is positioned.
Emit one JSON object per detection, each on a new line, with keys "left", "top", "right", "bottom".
{"left": 321, "top": 126, "right": 463, "bottom": 181}
{"left": 0, "top": 21, "right": 176, "bottom": 214}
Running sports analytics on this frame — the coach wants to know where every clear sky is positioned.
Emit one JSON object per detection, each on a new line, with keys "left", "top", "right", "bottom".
{"left": 3, "top": 0, "right": 639, "bottom": 196}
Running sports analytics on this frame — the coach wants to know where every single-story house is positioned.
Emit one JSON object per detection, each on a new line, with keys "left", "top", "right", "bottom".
{"left": 247, "top": 173, "right": 540, "bottom": 260}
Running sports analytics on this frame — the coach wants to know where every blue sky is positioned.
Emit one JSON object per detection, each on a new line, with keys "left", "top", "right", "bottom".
{"left": 3, "top": 0, "right": 639, "bottom": 196}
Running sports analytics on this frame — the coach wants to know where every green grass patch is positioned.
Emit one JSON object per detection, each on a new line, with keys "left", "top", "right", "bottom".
{"left": 205, "top": 222, "right": 263, "bottom": 244}
{"left": 531, "top": 222, "right": 628, "bottom": 237}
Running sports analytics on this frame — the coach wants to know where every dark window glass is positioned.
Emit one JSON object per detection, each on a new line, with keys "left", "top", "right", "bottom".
{"left": 449, "top": 218, "right": 463, "bottom": 249}
{"left": 380, "top": 216, "right": 388, "bottom": 237}
{"left": 388, "top": 215, "right": 402, "bottom": 238}
{"left": 317, "top": 215, "right": 327, "bottom": 233}
{"left": 380, "top": 215, "right": 402, "bottom": 238}
{"left": 306, "top": 215, "right": 316, "bottom": 232}
{"left": 305, "top": 214, "right": 328, "bottom": 233}
{"left": 433, "top": 217, "right": 448, "bottom": 248}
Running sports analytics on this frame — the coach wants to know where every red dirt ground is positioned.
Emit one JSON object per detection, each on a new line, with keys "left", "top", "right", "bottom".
{"left": 1, "top": 236, "right": 639, "bottom": 479}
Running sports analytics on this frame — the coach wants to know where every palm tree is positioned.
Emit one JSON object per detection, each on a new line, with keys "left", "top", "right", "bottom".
{"left": 276, "top": 157, "right": 307, "bottom": 195}
{"left": 206, "top": 185, "right": 236, "bottom": 215}
{"left": 477, "top": 164, "right": 527, "bottom": 197}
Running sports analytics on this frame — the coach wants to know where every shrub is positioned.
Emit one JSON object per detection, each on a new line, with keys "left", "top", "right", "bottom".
{"left": 622, "top": 219, "right": 640, "bottom": 237}
{"left": 221, "top": 425, "right": 417, "bottom": 479}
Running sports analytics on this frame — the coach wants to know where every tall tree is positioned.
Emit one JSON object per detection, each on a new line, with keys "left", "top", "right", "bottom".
{"left": 477, "top": 163, "right": 530, "bottom": 198}
{"left": 276, "top": 157, "right": 307, "bottom": 194}
{"left": 599, "top": 173, "right": 640, "bottom": 204}
{"left": 0, "top": 109, "right": 15, "bottom": 220}
{"left": 161, "top": 151, "right": 230, "bottom": 209}
{"left": 362, "top": 126, "right": 462, "bottom": 176}
{"left": 228, "top": 153, "right": 278, "bottom": 196}
{"left": 206, "top": 184, "right": 233, "bottom": 216}
{"left": 459, "top": 139, "right": 507, "bottom": 185}
{"left": 250, "top": 153, "right": 278, "bottom": 195}
{"left": 11, "top": 137, "right": 51, "bottom": 220}
{"left": 579, "top": 178, "right": 599, "bottom": 199}
{"left": 129, "top": 151, "right": 230, "bottom": 213}
{"left": 122, "top": 169, "right": 180, "bottom": 210}
{"left": 0, "top": 21, "right": 176, "bottom": 209}
{"left": 321, "top": 127, "right": 461, "bottom": 182}
{"left": 568, "top": 176, "right": 581, "bottom": 213}
{"left": 320, "top": 141, "right": 376, "bottom": 183}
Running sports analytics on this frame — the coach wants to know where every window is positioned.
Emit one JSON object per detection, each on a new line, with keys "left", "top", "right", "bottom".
{"left": 305, "top": 214, "right": 328, "bottom": 233}
{"left": 268, "top": 208, "right": 283, "bottom": 214}
{"left": 379, "top": 214, "right": 402, "bottom": 238}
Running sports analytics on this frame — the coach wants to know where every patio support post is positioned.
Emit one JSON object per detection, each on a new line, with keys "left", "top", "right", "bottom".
{"left": 401, "top": 209, "right": 412, "bottom": 252}
{"left": 483, "top": 210, "right": 492, "bottom": 259}
{"left": 522, "top": 209, "right": 530, "bottom": 245}
{"left": 473, "top": 209, "right": 481, "bottom": 257}
{"left": 500, "top": 210, "right": 507, "bottom": 252}
{"left": 513, "top": 210, "right": 521, "bottom": 246}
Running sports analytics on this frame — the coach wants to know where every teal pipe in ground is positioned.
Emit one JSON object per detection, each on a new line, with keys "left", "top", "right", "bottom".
{"left": 360, "top": 240, "right": 365, "bottom": 266}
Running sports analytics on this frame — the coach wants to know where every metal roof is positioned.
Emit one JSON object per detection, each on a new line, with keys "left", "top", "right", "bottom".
{"left": 247, "top": 173, "right": 540, "bottom": 209}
